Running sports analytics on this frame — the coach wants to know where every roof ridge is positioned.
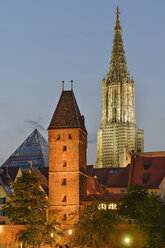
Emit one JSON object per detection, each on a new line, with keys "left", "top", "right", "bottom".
{"left": 71, "top": 91, "right": 81, "bottom": 126}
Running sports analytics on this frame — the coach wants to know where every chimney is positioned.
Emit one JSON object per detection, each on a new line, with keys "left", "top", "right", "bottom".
{"left": 82, "top": 115, "right": 85, "bottom": 126}
{"left": 62, "top": 81, "right": 64, "bottom": 91}
{"left": 71, "top": 80, "right": 73, "bottom": 91}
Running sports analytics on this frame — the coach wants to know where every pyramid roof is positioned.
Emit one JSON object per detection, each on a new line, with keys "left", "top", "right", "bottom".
{"left": 48, "top": 90, "right": 87, "bottom": 133}
{"left": 2, "top": 129, "right": 49, "bottom": 170}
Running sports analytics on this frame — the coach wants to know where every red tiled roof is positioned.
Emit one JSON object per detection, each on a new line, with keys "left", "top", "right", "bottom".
{"left": 38, "top": 167, "right": 49, "bottom": 180}
{"left": 107, "top": 165, "right": 130, "bottom": 188}
{"left": 48, "top": 90, "right": 87, "bottom": 132}
{"left": 131, "top": 157, "right": 165, "bottom": 188}
{"left": 87, "top": 166, "right": 126, "bottom": 186}
{"left": 86, "top": 165, "right": 94, "bottom": 177}
{"left": 87, "top": 176, "right": 105, "bottom": 195}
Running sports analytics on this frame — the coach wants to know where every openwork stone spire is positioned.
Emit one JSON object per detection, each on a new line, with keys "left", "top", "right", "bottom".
{"left": 108, "top": 6, "right": 128, "bottom": 83}
{"left": 95, "top": 7, "right": 144, "bottom": 168}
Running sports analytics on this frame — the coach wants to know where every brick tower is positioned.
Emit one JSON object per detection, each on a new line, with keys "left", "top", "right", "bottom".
{"left": 48, "top": 85, "right": 87, "bottom": 229}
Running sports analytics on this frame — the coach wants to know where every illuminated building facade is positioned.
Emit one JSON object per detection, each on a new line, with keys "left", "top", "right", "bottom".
{"left": 48, "top": 88, "right": 87, "bottom": 226}
{"left": 96, "top": 7, "right": 144, "bottom": 168}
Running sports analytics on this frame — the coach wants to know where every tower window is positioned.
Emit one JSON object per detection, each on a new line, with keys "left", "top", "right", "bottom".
{"left": 62, "top": 214, "right": 66, "bottom": 221}
{"left": 68, "top": 134, "right": 72, "bottom": 139}
{"left": 56, "top": 135, "right": 60, "bottom": 140}
{"left": 61, "top": 178, "right": 66, "bottom": 186}
{"left": 63, "top": 146, "right": 67, "bottom": 151}
{"left": 63, "top": 161, "right": 67, "bottom": 167}
{"left": 62, "top": 195, "right": 67, "bottom": 202}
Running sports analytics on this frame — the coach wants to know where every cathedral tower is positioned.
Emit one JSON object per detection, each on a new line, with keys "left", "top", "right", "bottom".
{"left": 48, "top": 86, "right": 87, "bottom": 228}
{"left": 96, "top": 7, "right": 144, "bottom": 168}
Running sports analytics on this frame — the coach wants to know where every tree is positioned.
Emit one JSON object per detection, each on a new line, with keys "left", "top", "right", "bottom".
{"left": 71, "top": 201, "right": 120, "bottom": 248}
{"left": 4, "top": 170, "right": 47, "bottom": 225}
{"left": 118, "top": 186, "right": 165, "bottom": 248}
{"left": 4, "top": 170, "right": 62, "bottom": 247}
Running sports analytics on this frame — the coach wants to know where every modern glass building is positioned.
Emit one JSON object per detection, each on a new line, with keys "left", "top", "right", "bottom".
{"left": 2, "top": 129, "right": 49, "bottom": 170}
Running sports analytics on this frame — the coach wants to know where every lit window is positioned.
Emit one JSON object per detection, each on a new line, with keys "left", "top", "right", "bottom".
{"left": 98, "top": 204, "right": 107, "bottom": 210}
{"left": 108, "top": 203, "right": 117, "bottom": 210}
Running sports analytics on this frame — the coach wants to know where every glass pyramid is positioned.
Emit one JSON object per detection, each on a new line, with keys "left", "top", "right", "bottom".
{"left": 2, "top": 129, "right": 49, "bottom": 170}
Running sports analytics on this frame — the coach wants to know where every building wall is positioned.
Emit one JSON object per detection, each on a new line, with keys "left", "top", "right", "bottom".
{"left": 0, "top": 187, "right": 10, "bottom": 225}
{"left": 0, "top": 225, "right": 23, "bottom": 246}
{"left": 48, "top": 127, "right": 87, "bottom": 228}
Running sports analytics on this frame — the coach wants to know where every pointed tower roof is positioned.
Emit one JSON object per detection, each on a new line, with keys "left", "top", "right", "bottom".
{"left": 108, "top": 6, "right": 128, "bottom": 83}
{"left": 2, "top": 129, "right": 49, "bottom": 170}
{"left": 48, "top": 90, "right": 87, "bottom": 133}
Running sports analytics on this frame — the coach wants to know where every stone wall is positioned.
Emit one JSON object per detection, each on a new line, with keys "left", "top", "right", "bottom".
{"left": 0, "top": 225, "right": 23, "bottom": 247}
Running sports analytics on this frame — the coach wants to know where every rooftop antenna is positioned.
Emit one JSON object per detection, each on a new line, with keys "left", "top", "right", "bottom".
{"left": 71, "top": 80, "right": 73, "bottom": 91}
{"left": 62, "top": 81, "right": 64, "bottom": 91}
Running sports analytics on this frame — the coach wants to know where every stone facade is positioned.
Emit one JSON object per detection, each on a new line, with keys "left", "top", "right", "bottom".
{"left": 96, "top": 7, "right": 144, "bottom": 168}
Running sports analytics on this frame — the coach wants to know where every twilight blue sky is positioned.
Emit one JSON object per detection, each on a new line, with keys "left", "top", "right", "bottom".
{"left": 1, "top": 0, "right": 165, "bottom": 165}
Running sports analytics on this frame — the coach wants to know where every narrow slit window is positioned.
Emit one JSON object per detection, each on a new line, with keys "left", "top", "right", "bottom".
{"left": 68, "top": 134, "right": 72, "bottom": 139}
{"left": 62, "top": 195, "right": 67, "bottom": 202}
{"left": 63, "top": 161, "right": 67, "bottom": 167}
{"left": 62, "top": 214, "right": 66, "bottom": 221}
{"left": 56, "top": 135, "right": 60, "bottom": 140}
{"left": 63, "top": 146, "right": 67, "bottom": 151}
{"left": 61, "top": 178, "right": 66, "bottom": 186}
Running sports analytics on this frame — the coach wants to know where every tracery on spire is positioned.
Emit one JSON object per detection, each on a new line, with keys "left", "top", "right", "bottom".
{"left": 108, "top": 6, "right": 128, "bottom": 83}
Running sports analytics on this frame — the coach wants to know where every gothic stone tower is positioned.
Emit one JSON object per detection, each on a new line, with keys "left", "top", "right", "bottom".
{"left": 48, "top": 88, "right": 87, "bottom": 228}
{"left": 96, "top": 7, "right": 144, "bottom": 168}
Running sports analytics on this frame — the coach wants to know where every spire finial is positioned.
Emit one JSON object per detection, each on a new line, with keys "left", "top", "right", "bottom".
{"left": 115, "top": 6, "right": 121, "bottom": 31}
{"left": 71, "top": 80, "right": 73, "bottom": 91}
{"left": 108, "top": 7, "right": 128, "bottom": 83}
{"left": 116, "top": 6, "right": 120, "bottom": 17}
{"left": 62, "top": 81, "right": 64, "bottom": 91}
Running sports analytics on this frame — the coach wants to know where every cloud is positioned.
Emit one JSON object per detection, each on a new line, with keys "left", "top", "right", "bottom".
{"left": 88, "top": 133, "right": 97, "bottom": 144}
{"left": 26, "top": 120, "right": 46, "bottom": 132}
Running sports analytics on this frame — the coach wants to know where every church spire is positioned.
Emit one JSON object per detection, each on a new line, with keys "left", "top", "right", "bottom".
{"left": 108, "top": 6, "right": 128, "bottom": 83}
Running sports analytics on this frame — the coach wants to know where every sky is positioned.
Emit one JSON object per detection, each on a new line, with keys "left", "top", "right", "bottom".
{"left": 1, "top": 0, "right": 165, "bottom": 165}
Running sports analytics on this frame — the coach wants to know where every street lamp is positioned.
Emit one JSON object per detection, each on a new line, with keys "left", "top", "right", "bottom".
{"left": 68, "top": 229, "right": 72, "bottom": 235}
{"left": 124, "top": 236, "right": 131, "bottom": 247}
